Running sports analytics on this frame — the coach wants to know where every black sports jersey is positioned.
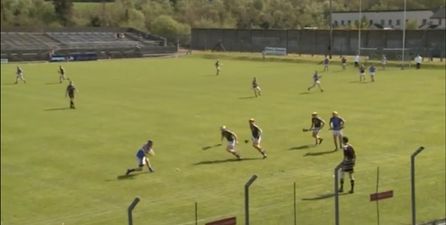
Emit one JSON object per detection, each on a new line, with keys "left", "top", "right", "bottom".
{"left": 222, "top": 130, "right": 235, "bottom": 141}
{"left": 250, "top": 124, "right": 261, "bottom": 139}
{"left": 252, "top": 80, "right": 258, "bottom": 88}
{"left": 66, "top": 84, "right": 76, "bottom": 97}
{"left": 343, "top": 144, "right": 356, "bottom": 161}
{"left": 59, "top": 67, "right": 65, "bottom": 75}
{"left": 342, "top": 144, "right": 356, "bottom": 172}
{"left": 312, "top": 117, "right": 323, "bottom": 128}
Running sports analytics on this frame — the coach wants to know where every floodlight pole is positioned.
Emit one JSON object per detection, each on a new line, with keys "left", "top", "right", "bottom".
{"left": 245, "top": 175, "right": 258, "bottom": 225}
{"left": 401, "top": 0, "right": 407, "bottom": 70}
{"left": 334, "top": 161, "right": 343, "bottom": 225}
{"left": 128, "top": 197, "right": 141, "bottom": 225}
{"left": 411, "top": 146, "right": 425, "bottom": 225}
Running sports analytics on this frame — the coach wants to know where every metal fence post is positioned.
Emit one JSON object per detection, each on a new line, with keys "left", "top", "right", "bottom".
{"left": 245, "top": 175, "right": 258, "bottom": 225}
{"left": 128, "top": 197, "right": 141, "bottom": 225}
{"left": 294, "top": 182, "right": 297, "bottom": 225}
{"left": 411, "top": 146, "right": 425, "bottom": 225}
{"left": 334, "top": 161, "right": 344, "bottom": 225}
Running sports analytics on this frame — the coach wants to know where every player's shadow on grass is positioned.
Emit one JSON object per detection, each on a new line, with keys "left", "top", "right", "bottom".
{"left": 2, "top": 82, "right": 18, "bottom": 86}
{"left": 202, "top": 144, "right": 222, "bottom": 150}
{"left": 304, "top": 149, "right": 338, "bottom": 157}
{"left": 238, "top": 96, "right": 256, "bottom": 99}
{"left": 116, "top": 173, "right": 147, "bottom": 180}
{"left": 302, "top": 192, "right": 349, "bottom": 201}
{"left": 299, "top": 91, "right": 310, "bottom": 95}
{"left": 44, "top": 107, "right": 71, "bottom": 111}
{"left": 194, "top": 157, "right": 261, "bottom": 165}
{"left": 288, "top": 145, "right": 315, "bottom": 150}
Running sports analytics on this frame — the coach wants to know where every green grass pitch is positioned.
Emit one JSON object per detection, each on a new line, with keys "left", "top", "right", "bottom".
{"left": 1, "top": 55, "right": 445, "bottom": 225}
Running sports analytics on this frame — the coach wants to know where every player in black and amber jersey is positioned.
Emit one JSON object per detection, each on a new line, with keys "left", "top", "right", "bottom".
{"left": 339, "top": 136, "right": 356, "bottom": 193}
{"left": 220, "top": 126, "right": 241, "bottom": 159}
{"left": 249, "top": 118, "right": 267, "bottom": 159}
{"left": 306, "top": 112, "right": 325, "bottom": 145}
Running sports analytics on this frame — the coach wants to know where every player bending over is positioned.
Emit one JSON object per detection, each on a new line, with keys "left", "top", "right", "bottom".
{"left": 306, "top": 112, "right": 325, "bottom": 145}
{"left": 15, "top": 66, "right": 26, "bottom": 84}
{"left": 221, "top": 126, "right": 241, "bottom": 159}
{"left": 58, "top": 65, "right": 67, "bottom": 83}
{"left": 329, "top": 111, "right": 345, "bottom": 150}
{"left": 252, "top": 77, "right": 262, "bottom": 97}
{"left": 249, "top": 118, "right": 267, "bottom": 159}
{"left": 307, "top": 71, "right": 324, "bottom": 92}
{"left": 339, "top": 136, "right": 356, "bottom": 193}
{"left": 126, "top": 140, "right": 155, "bottom": 175}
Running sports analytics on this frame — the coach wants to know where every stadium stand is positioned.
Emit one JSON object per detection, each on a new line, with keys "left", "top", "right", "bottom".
{"left": 0, "top": 28, "right": 175, "bottom": 61}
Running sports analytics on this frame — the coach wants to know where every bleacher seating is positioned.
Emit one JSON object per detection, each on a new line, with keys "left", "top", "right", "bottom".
{"left": 0, "top": 28, "right": 175, "bottom": 61}
{"left": 1, "top": 32, "right": 59, "bottom": 51}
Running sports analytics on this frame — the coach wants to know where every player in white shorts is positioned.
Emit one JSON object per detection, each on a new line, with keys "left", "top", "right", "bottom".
{"left": 249, "top": 118, "right": 267, "bottom": 159}
{"left": 329, "top": 111, "right": 345, "bottom": 150}
{"left": 15, "top": 66, "right": 26, "bottom": 84}
{"left": 221, "top": 126, "right": 241, "bottom": 159}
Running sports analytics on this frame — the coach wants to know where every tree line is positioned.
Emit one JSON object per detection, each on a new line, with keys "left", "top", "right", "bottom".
{"left": 1, "top": 0, "right": 443, "bottom": 44}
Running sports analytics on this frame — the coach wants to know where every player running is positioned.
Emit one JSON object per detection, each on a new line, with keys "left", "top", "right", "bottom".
{"left": 65, "top": 80, "right": 78, "bottom": 109}
{"left": 220, "top": 126, "right": 241, "bottom": 159}
{"left": 307, "top": 71, "right": 324, "bottom": 92}
{"left": 252, "top": 77, "right": 262, "bottom": 97}
{"left": 58, "top": 65, "right": 67, "bottom": 83}
{"left": 339, "top": 136, "right": 356, "bottom": 193}
{"left": 15, "top": 66, "right": 26, "bottom": 84}
{"left": 359, "top": 64, "right": 366, "bottom": 82}
{"left": 368, "top": 64, "right": 376, "bottom": 82}
{"left": 329, "top": 111, "right": 345, "bottom": 150}
{"left": 126, "top": 140, "right": 155, "bottom": 175}
{"left": 249, "top": 118, "right": 267, "bottom": 159}
{"left": 215, "top": 59, "right": 222, "bottom": 75}
{"left": 306, "top": 112, "right": 325, "bottom": 145}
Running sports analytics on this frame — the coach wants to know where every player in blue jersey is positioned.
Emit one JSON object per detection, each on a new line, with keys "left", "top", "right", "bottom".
{"left": 15, "top": 66, "right": 26, "bottom": 84}
{"left": 249, "top": 118, "right": 267, "bottom": 159}
{"left": 221, "top": 126, "right": 241, "bottom": 159}
{"left": 126, "top": 140, "right": 155, "bottom": 175}
{"left": 307, "top": 71, "right": 324, "bottom": 92}
{"left": 339, "top": 136, "right": 356, "bottom": 193}
{"left": 368, "top": 64, "right": 376, "bottom": 82}
{"left": 329, "top": 111, "right": 345, "bottom": 150}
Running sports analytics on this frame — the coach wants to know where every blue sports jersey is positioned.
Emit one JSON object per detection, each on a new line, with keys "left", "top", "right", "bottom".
{"left": 369, "top": 66, "right": 376, "bottom": 73}
{"left": 330, "top": 117, "right": 343, "bottom": 130}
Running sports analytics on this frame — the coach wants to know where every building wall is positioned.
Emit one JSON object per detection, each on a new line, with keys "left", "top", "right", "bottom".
{"left": 332, "top": 10, "right": 434, "bottom": 29}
